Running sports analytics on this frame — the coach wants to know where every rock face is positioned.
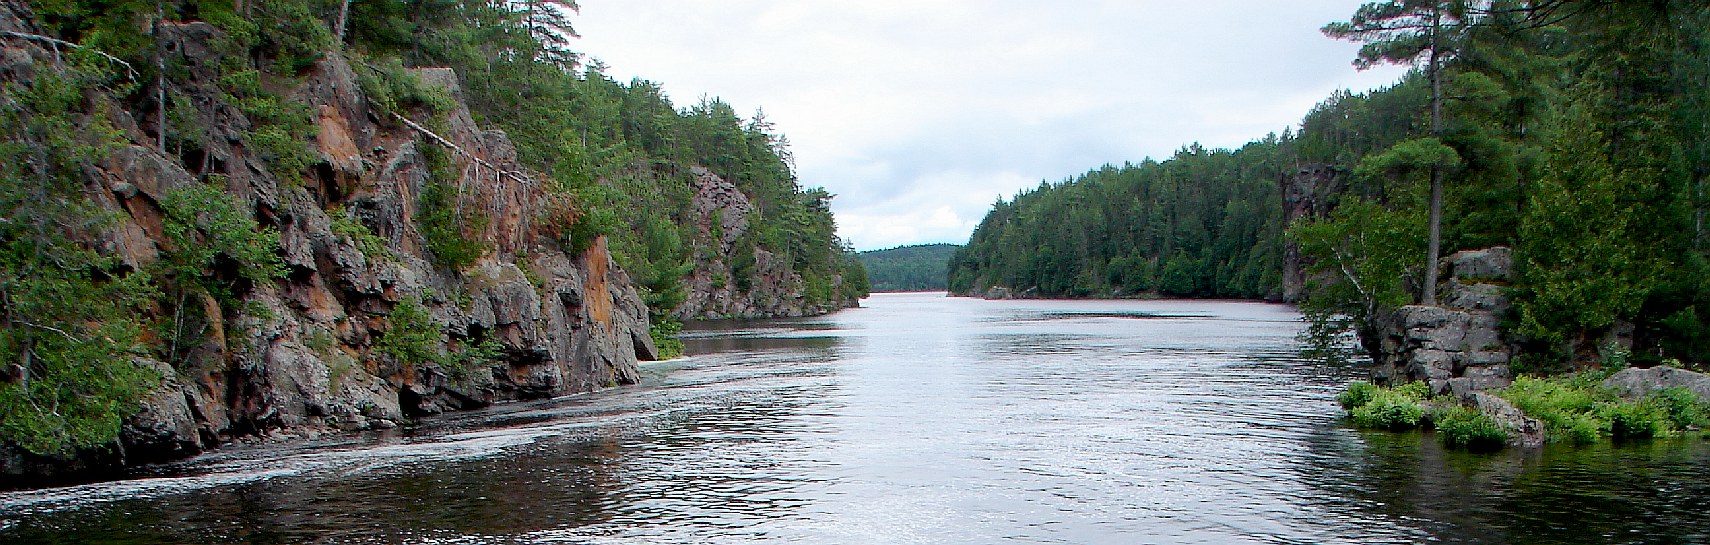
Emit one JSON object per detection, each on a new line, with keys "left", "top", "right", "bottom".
{"left": 0, "top": 9, "right": 654, "bottom": 480}
{"left": 1372, "top": 247, "right": 1516, "bottom": 396}
{"left": 673, "top": 167, "right": 860, "bottom": 319}
{"left": 1279, "top": 164, "right": 1344, "bottom": 302}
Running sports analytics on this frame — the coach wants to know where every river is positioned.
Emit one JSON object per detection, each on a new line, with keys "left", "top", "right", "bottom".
{"left": 2, "top": 292, "right": 1708, "bottom": 544}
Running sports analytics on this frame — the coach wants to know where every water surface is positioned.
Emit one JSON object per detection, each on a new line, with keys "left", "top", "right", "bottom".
{"left": 3, "top": 293, "right": 1708, "bottom": 544}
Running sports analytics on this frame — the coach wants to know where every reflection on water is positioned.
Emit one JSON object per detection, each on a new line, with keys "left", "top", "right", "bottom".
{"left": 2, "top": 293, "right": 1709, "bottom": 544}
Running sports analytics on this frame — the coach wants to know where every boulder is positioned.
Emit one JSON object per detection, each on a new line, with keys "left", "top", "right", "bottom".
{"left": 1602, "top": 366, "right": 1710, "bottom": 400}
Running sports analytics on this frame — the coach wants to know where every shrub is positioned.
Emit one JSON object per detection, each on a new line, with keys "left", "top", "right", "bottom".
{"left": 1599, "top": 399, "right": 1669, "bottom": 440}
{"left": 328, "top": 206, "right": 393, "bottom": 261}
{"left": 415, "top": 142, "right": 489, "bottom": 269}
{"left": 1650, "top": 387, "right": 1710, "bottom": 430}
{"left": 1433, "top": 405, "right": 1509, "bottom": 451}
{"left": 1338, "top": 381, "right": 1379, "bottom": 411}
{"left": 376, "top": 296, "right": 444, "bottom": 372}
{"left": 1497, "top": 373, "right": 1710, "bottom": 444}
{"left": 1350, "top": 388, "right": 1426, "bottom": 430}
{"left": 649, "top": 318, "right": 685, "bottom": 360}
{"left": 1500, "top": 375, "right": 1606, "bottom": 444}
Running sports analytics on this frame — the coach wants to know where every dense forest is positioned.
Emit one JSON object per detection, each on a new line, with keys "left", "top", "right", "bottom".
{"left": 951, "top": 0, "right": 1710, "bottom": 369}
{"left": 859, "top": 244, "right": 961, "bottom": 292}
{"left": 0, "top": 0, "right": 863, "bottom": 460}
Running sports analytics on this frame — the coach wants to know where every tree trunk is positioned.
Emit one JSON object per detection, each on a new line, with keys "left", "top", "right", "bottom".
{"left": 154, "top": 0, "right": 167, "bottom": 152}
{"left": 1422, "top": 8, "right": 1445, "bottom": 306}
{"left": 334, "top": 0, "right": 350, "bottom": 44}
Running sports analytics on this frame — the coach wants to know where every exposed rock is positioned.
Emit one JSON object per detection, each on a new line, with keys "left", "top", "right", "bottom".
{"left": 1279, "top": 164, "right": 1344, "bottom": 302}
{"left": 1602, "top": 366, "right": 1710, "bottom": 400}
{"left": 1371, "top": 247, "right": 1516, "bottom": 395}
{"left": 1469, "top": 392, "right": 1545, "bottom": 448}
{"left": 0, "top": 10, "right": 661, "bottom": 481}
{"left": 673, "top": 167, "right": 859, "bottom": 319}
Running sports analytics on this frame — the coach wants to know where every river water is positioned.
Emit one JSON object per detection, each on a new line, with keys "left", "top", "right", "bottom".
{"left": 3, "top": 292, "right": 1709, "bottom": 544}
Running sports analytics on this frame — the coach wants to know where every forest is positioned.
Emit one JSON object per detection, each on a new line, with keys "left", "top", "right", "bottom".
{"left": 950, "top": 0, "right": 1710, "bottom": 369}
{"left": 859, "top": 244, "right": 961, "bottom": 292}
{"left": 0, "top": 0, "right": 863, "bottom": 457}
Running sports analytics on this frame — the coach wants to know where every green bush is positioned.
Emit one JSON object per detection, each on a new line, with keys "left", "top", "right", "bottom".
{"left": 1599, "top": 399, "right": 1669, "bottom": 440}
{"left": 1338, "top": 381, "right": 1380, "bottom": 410}
{"left": 376, "top": 296, "right": 444, "bottom": 372}
{"left": 1349, "top": 387, "right": 1427, "bottom": 430}
{"left": 1497, "top": 373, "right": 1710, "bottom": 444}
{"left": 328, "top": 206, "right": 393, "bottom": 261}
{"left": 415, "top": 142, "right": 489, "bottom": 269}
{"left": 1652, "top": 387, "right": 1710, "bottom": 430}
{"left": 1433, "top": 405, "right": 1509, "bottom": 451}
{"left": 650, "top": 318, "right": 685, "bottom": 360}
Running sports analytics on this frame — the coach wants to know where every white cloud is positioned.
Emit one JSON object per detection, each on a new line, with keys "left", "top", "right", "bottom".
{"left": 575, "top": 1, "right": 1411, "bottom": 250}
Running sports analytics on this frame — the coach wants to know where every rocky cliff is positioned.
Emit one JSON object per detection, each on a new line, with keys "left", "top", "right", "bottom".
{"left": 1370, "top": 247, "right": 1516, "bottom": 397}
{"left": 673, "top": 167, "right": 861, "bottom": 319}
{"left": 0, "top": 7, "right": 655, "bottom": 481}
{"left": 1279, "top": 163, "right": 1344, "bottom": 303}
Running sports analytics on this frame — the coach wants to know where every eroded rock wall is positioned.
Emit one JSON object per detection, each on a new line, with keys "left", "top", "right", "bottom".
{"left": 0, "top": 10, "right": 653, "bottom": 479}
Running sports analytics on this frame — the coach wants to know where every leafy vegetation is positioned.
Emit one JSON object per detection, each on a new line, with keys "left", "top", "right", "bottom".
{"left": 0, "top": 57, "right": 162, "bottom": 456}
{"left": 954, "top": 1, "right": 1710, "bottom": 372}
{"left": 1497, "top": 373, "right": 1710, "bottom": 445}
{"left": 950, "top": 143, "right": 1287, "bottom": 299}
{"left": 0, "top": 0, "right": 867, "bottom": 456}
{"left": 859, "top": 244, "right": 961, "bottom": 292}
{"left": 1340, "top": 381, "right": 1510, "bottom": 450}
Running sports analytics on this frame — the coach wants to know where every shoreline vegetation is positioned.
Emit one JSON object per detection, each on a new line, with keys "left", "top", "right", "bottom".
{"left": 946, "top": 1, "right": 1710, "bottom": 452}
{"left": 1339, "top": 366, "right": 1710, "bottom": 451}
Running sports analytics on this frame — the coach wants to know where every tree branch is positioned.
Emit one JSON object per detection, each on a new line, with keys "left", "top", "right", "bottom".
{"left": 0, "top": 31, "right": 138, "bottom": 80}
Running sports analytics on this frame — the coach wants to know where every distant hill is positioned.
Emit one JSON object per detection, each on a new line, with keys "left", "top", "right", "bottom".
{"left": 859, "top": 244, "right": 963, "bottom": 292}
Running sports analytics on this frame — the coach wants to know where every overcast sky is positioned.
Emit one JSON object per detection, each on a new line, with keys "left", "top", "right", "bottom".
{"left": 574, "top": 1, "right": 1412, "bottom": 251}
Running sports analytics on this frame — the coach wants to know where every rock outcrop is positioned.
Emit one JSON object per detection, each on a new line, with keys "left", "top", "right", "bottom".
{"left": 1279, "top": 163, "right": 1344, "bottom": 302}
{"left": 0, "top": 8, "right": 654, "bottom": 481}
{"left": 673, "top": 167, "right": 860, "bottom": 319}
{"left": 1602, "top": 366, "right": 1710, "bottom": 400}
{"left": 1371, "top": 247, "right": 1516, "bottom": 396}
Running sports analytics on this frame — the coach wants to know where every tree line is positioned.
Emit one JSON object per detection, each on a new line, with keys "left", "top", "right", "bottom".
{"left": 951, "top": 0, "right": 1710, "bottom": 369}
{"left": 860, "top": 244, "right": 961, "bottom": 292}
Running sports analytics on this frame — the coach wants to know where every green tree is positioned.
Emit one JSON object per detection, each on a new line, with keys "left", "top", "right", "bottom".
{"left": 1325, "top": 0, "right": 1474, "bottom": 305}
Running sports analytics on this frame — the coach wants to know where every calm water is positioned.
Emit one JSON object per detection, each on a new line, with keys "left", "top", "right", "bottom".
{"left": 3, "top": 293, "right": 1709, "bottom": 544}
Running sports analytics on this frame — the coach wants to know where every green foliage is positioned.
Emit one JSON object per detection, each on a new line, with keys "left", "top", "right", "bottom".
{"left": 649, "top": 318, "right": 684, "bottom": 360}
{"left": 1338, "top": 380, "right": 1380, "bottom": 411}
{"left": 414, "top": 142, "right": 489, "bottom": 269}
{"left": 376, "top": 296, "right": 444, "bottom": 372}
{"left": 376, "top": 295, "right": 500, "bottom": 378}
{"left": 1351, "top": 389, "right": 1427, "bottom": 431}
{"left": 950, "top": 142, "right": 1286, "bottom": 299}
{"left": 1432, "top": 405, "right": 1509, "bottom": 451}
{"left": 1343, "top": 380, "right": 1431, "bottom": 430}
{"left": 328, "top": 206, "right": 394, "bottom": 261}
{"left": 1497, "top": 373, "right": 1709, "bottom": 444}
{"left": 858, "top": 244, "right": 959, "bottom": 292}
{"left": 158, "top": 182, "right": 288, "bottom": 297}
{"left": 1599, "top": 398, "right": 1669, "bottom": 441}
{"left": 351, "top": 54, "right": 455, "bottom": 116}
{"left": 216, "top": 69, "right": 319, "bottom": 184}
{"left": 1651, "top": 387, "right": 1710, "bottom": 430}
{"left": 1290, "top": 199, "right": 1425, "bottom": 347}
{"left": 0, "top": 63, "right": 161, "bottom": 456}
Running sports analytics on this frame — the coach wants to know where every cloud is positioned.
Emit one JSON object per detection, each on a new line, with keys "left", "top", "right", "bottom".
{"left": 575, "top": 1, "right": 1411, "bottom": 250}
